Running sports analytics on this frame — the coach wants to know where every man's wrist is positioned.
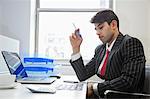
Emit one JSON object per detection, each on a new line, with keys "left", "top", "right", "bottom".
{"left": 72, "top": 47, "right": 80, "bottom": 54}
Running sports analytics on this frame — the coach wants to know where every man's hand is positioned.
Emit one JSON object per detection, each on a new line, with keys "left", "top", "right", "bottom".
{"left": 69, "top": 31, "right": 83, "bottom": 54}
{"left": 87, "top": 83, "right": 94, "bottom": 97}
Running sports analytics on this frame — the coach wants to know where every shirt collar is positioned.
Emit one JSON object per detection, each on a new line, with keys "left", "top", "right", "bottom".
{"left": 106, "top": 38, "right": 116, "bottom": 51}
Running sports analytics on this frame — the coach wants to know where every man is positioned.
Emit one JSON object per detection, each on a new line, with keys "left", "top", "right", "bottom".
{"left": 69, "top": 9, "right": 146, "bottom": 98}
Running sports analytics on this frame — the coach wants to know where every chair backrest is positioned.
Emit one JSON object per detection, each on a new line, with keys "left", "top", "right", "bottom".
{"left": 143, "top": 66, "right": 150, "bottom": 94}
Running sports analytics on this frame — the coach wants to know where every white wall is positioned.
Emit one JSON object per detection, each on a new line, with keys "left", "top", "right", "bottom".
{"left": 115, "top": 0, "right": 150, "bottom": 64}
{"left": 0, "top": 5, "right": 2, "bottom": 33}
{"left": 148, "top": 0, "right": 150, "bottom": 64}
{"left": 0, "top": 0, "right": 30, "bottom": 60}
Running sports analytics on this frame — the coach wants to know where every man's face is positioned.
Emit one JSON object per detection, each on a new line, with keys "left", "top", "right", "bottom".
{"left": 94, "top": 22, "right": 114, "bottom": 44}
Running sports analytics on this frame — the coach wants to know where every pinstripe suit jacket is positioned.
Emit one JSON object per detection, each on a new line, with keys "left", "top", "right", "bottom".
{"left": 70, "top": 33, "right": 146, "bottom": 96}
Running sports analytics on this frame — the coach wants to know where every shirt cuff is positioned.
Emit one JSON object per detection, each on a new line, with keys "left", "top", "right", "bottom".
{"left": 71, "top": 52, "right": 81, "bottom": 62}
{"left": 93, "top": 83, "right": 99, "bottom": 96}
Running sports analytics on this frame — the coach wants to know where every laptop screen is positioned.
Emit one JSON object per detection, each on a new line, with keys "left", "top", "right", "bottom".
{"left": 1, "top": 51, "right": 28, "bottom": 78}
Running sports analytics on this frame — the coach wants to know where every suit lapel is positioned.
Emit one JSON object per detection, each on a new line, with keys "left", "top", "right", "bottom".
{"left": 106, "top": 33, "right": 124, "bottom": 75}
{"left": 109, "top": 33, "right": 124, "bottom": 60}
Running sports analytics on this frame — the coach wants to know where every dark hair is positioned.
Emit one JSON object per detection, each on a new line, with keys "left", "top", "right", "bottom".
{"left": 90, "top": 9, "right": 119, "bottom": 29}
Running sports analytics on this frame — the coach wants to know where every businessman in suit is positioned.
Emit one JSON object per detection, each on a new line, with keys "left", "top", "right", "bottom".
{"left": 69, "top": 9, "right": 146, "bottom": 98}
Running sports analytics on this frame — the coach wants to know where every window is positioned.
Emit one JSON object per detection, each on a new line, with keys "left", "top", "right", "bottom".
{"left": 35, "top": 0, "right": 112, "bottom": 60}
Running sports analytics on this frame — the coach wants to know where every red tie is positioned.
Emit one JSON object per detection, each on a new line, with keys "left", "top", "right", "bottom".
{"left": 100, "top": 49, "right": 110, "bottom": 76}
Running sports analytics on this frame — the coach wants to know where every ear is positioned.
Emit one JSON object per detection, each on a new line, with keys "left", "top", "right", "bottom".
{"left": 110, "top": 20, "right": 117, "bottom": 30}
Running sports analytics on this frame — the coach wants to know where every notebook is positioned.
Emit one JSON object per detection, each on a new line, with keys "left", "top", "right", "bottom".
{"left": 1, "top": 51, "right": 56, "bottom": 84}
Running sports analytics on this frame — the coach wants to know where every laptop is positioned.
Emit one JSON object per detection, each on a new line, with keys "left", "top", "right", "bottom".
{"left": 1, "top": 51, "right": 57, "bottom": 84}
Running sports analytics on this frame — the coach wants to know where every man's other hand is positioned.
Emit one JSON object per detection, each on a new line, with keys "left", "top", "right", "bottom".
{"left": 87, "top": 83, "right": 94, "bottom": 97}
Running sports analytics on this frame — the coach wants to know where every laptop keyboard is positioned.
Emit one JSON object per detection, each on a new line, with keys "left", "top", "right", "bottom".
{"left": 56, "top": 83, "right": 83, "bottom": 91}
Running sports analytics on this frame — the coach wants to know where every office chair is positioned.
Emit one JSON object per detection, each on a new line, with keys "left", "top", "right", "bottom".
{"left": 104, "top": 66, "right": 150, "bottom": 99}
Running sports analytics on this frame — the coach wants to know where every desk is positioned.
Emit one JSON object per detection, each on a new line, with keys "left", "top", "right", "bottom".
{"left": 0, "top": 75, "right": 87, "bottom": 99}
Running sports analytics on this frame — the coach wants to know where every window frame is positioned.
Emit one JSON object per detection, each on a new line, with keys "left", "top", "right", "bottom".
{"left": 34, "top": 0, "right": 113, "bottom": 62}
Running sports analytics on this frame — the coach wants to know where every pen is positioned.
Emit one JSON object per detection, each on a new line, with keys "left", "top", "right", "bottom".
{"left": 63, "top": 80, "right": 79, "bottom": 83}
{"left": 72, "top": 23, "right": 81, "bottom": 37}
{"left": 72, "top": 23, "right": 77, "bottom": 30}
